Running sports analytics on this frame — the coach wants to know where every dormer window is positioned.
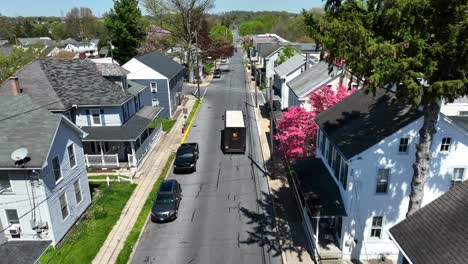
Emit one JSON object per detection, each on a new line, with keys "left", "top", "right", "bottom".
{"left": 440, "top": 137, "right": 452, "bottom": 152}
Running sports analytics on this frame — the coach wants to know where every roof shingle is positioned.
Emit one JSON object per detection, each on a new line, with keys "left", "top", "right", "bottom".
{"left": 136, "top": 51, "right": 185, "bottom": 80}
{"left": 389, "top": 180, "right": 468, "bottom": 264}
{"left": 287, "top": 61, "right": 341, "bottom": 98}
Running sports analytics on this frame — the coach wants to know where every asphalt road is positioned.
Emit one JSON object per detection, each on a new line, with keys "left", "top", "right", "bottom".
{"left": 131, "top": 35, "right": 282, "bottom": 264}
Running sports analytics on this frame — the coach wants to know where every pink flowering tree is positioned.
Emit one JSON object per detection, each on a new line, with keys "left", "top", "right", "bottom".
{"left": 275, "top": 84, "right": 355, "bottom": 161}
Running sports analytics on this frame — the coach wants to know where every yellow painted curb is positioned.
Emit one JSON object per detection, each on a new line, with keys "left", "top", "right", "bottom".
{"left": 181, "top": 99, "right": 202, "bottom": 144}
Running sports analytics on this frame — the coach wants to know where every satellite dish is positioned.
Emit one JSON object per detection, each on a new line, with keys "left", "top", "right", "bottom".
{"left": 11, "top": 147, "right": 29, "bottom": 161}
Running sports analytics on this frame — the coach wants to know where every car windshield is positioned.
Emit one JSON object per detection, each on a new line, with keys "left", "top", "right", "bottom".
{"left": 156, "top": 193, "right": 174, "bottom": 203}
{"left": 177, "top": 148, "right": 193, "bottom": 158}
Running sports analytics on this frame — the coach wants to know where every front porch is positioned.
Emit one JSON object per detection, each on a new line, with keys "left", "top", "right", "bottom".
{"left": 290, "top": 158, "right": 347, "bottom": 263}
{"left": 82, "top": 106, "right": 163, "bottom": 168}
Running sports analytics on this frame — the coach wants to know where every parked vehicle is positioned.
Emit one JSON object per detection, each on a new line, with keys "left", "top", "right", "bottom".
{"left": 173, "top": 143, "right": 199, "bottom": 173}
{"left": 214, "top": 69, "right": 221, "bottom": 78}
{"left": 151, "top": 179, "right": 182, "bottom": 222}
{"left": 221, "top": 58, "right": 227, "bottom": 64}
{"left": 223, "top": 110, "right": 246, "bottom": 153}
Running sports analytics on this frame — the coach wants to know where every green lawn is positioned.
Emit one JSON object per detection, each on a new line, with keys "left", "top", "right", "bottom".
{"left": 40, "top": 182, "right": 136, "bottom": 264}
{"left": 115, "top": 153, "right": 176, "bottom": 264}
{"left": 87, "top": 175, "right": 119, "bottom": 180}
{"left": 150, "top": 118, "right": 176, "bottom": 132}
{"left": 185, "top": 99, "right": 202, "bottom": 128}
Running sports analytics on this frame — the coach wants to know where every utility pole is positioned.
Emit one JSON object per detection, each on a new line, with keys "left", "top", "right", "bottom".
{"left": 269, "top": 77, "right": 274, "bottom": 177}
{"left": 194, "top": 31, "right": 201, "bottom": 99}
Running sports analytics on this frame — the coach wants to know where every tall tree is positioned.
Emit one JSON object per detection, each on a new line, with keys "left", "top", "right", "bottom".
{"left": 304, "top": 0, "right": 468, "bottom": 215}
{"left": 144, "top": 0, "right": 214, "bottom": 82}
{"left": 105, "top": 0, "right": 146, "bottom": 63}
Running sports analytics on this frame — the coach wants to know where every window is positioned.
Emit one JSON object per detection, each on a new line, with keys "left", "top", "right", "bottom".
{"left": 440, "top": 137, "right": 452, "bottom": 152}
{"left": 339, "top": 160, "right": 348, "bottom": 189}
{"left": 152, "top": 99, "right": 160, "bottom": 107}
{"left": 150, "top": 82, "right": 158, "bottom": 93}
{"left": 326, "top": 141, "right": 333, "bottom": 167}
{"left": 376, "top": 168, "right": 390, "bottom": 193}
{"left": 90, "top": 109, "right": 102, "bottom": 126}
{"left": 452, "top": 168, "right": 466, "bottom": 186}
{"left": 319, "top": 134, "right": 326, "bottom": 156}
{"left": 52, "top": 156, "right": 62, "bottom": 182}
{"left": 458, "top": 111, "right": 468, "bottom": 116}
{"left": 5, "top": 209, "right": 19, "bottom": 224}
{"left": 59, "top": 193, "right": 69, "bottom": 220}
{"left": 67, "top": 144, "right": 76, "bottom": 168}
{"left": 122, "top": 104, "right": 129, "bottom": 122}
{"left": 398, "top": 138, "right": 409, "bottom": 153}
{"left": 0, "top": 172, "right": 12, "bottom": 193}
{"left": 74, "top": 180, "right": 82, "bottom": 204}
{"left": 370, "top": 216, "right": 383, "bottom": 239}
{"left": 134, "top": 95, "right": 140, "bottom": 111}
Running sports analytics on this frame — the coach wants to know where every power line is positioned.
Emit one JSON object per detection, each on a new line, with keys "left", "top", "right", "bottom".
{"left": 0, "top": 100, "right": 62, "bottom": 123}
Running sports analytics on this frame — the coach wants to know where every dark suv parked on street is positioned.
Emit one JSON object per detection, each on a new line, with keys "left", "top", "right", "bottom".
{"left": 151, "top": 179, "right": 182, "bottom": 222}
{"left": 173, "top": 143, "right": 199, "bottom": 173}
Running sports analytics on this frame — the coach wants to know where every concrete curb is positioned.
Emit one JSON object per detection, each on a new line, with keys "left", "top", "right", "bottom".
{"left": 181, "top": 99, "right": 202, "bottom": 144}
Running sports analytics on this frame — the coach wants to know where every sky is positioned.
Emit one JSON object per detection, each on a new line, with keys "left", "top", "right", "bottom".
{"left": 0, "top": 0, "right": 324, "bottom": 17}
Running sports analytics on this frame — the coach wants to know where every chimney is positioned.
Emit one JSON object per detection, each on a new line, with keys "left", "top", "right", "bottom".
{"left": 10, "top": 77, "right": 20, "bottom": 96}
{"left": 305, "top": 53, "right": 310, "bottom": 70}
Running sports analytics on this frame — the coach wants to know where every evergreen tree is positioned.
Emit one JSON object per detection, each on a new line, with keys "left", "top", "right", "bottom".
{"left": 105, "top": 0, "right": 146, "bottom": 63}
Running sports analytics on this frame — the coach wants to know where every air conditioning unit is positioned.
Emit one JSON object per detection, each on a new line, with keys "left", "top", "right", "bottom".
{"left": 9, "top": 224, "right": 21, "bottom": 236}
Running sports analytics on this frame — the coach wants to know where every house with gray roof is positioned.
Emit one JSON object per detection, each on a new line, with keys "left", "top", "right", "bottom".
{"left": 123, "top": 51, "right": 187, "bottom": 118}
{"left": 272, "top": 54, "right": 318, "bottom": 109}
{"left": 286, "top": 61, "right": 342, "bottom": 110}
{"left": 291, "top": 87, "right": 468, "bottom": 262}
{"left": 389, "top": 180, "right": 468, "bottom": 264}
{"left": 17, "top": 37, "right": 55, "bottom": 47}
{"left": 0, "top": 95, "right": 90, "bottom": 256}
{"left": 254, "top": 42, "right": 283, "bottom": 86}
{"left": 0, "top": 58, "right": 163, "bottom": 169}
{"left": 64, "top": 42, "right": 98, "bottom": 57}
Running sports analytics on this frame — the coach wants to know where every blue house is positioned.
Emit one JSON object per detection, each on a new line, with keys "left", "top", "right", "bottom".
{"left": 123, "top": 51, "right": 186, "bottom": 118}
{"left": 0, "top": 95, "right": 90, "bottom": 258}
{"left": 0, "top": 58, "right": 163, "bottom": 169}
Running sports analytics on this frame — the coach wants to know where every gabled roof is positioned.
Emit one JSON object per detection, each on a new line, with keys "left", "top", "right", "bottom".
{"left": 447, "top": 116, "right": 468, "bottom": 132}
{"left": 95, "top": 63, "right": 129, "bottom": 77}
{"left": 257, "top": 43, "right": 281, "bottom": 58}
{"left": 274, "top": 54, "right": 305, "bottom": 77}
{"left": 315, "top": 87, "right": 423, "bottom": 160}
{"left": 0, "top": 95, "right": 85, "bottom": 169}
{"left": 135, "top": 51, "right": 185, "bottom": 79}
{"left": 389, "top": 180, "right": 468, "bottom": 264}
{"left": 291, "top": 42, "right": 321, "bottom": 53}
{"left": 18, "top": 37, "right": 55, "bottom": 46}
{"left": 287, "top": 61, "right": 341, "bottom": 98}
{"left": 0, "top": 59, "right": 134, "bottom": 111}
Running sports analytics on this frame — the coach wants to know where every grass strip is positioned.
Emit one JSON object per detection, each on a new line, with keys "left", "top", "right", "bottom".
{"left": 184, "top": 99, "right": 201, "bottom": 128}
{"left": 150, "top": 118, "right": 177, "bottom": 132}
{"left": 40, "top": 182, "right": 136, "bottom": 264}
{"left": 115, "top": 153, "right": 176, "bottom": 264}
{"left": 87, "top": 175, "right": 119, "bottom": 180}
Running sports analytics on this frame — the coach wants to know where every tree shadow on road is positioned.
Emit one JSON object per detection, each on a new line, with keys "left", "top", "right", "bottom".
{"left": 239, "top": 186, "right": 311, "bottom": 262}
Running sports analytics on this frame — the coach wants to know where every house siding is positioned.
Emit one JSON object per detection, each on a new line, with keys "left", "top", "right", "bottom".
{"left": 76, "top": 106, "right": 123, "bottom": 127}
{"left": 41, "top": 121, "right": 91, "bottom": 245}
{"left": 131, "top": 79, "right": 172, "bottom": 118}
{"left": 316, "top": 115, "right": 468, "bottom": 261}
{"left": 0, "top": 121, "right": 90, "bottom": 245}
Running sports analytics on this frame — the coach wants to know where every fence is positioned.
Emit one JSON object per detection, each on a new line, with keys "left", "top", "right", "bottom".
{"left": 85, "top": 154, "right": 119, "bottom": 168}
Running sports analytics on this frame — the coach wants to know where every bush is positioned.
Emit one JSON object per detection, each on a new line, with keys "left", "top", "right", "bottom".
{"left": 203, "top": 63, "right": 214, "bottom": 75}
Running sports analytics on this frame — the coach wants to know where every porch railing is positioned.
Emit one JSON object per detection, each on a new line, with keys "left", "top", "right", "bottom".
{"left": 131, "top": 123, "right": 162, "bottom": 167}
{"left": 85, "top": 154, "right": 119, "bottom": 168}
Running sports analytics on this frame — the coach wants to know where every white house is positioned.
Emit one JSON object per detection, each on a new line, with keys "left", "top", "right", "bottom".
{"left": 272, "top": 53, "right": 318, "bottom": 109}
{"left": 64, "top": 42, "right": 98, "bottom": 57}
{"left": 0, "top": 95, "right": 90, "bottom": 260}
{"left": 290, "top": 87, "right": 468, "bottom": 262}
{"left": 255, "top": 42, "right": 283, "bottom": 86}
{"left": 440, "top": 96, "right": 468, "bottom": 116}
{"left": 286, "top": 61, "right": 344, "bottom": 110}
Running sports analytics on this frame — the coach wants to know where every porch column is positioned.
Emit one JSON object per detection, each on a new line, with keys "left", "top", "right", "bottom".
{"left": 315, "top": 213, "right": 320, "bottom": 258}
{"left": 130, "top": 141, "right": 136, "bottom": 166}
{"left": 100, "top": 141, "right": 105, "bottom": 166}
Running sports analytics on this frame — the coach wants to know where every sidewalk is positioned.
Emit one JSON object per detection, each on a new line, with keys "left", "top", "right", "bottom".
{"left": 244, "top": 57, "right": 314, "bottom": 264}
{"left": 92, "top": 95, "right": 197, "bottom": 264}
